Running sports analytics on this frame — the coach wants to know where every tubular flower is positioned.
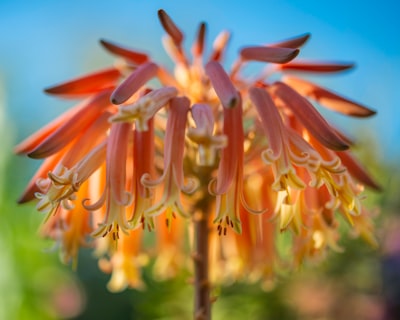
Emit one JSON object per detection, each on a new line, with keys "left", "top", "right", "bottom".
{"left": 17, "top": 9, "right": 380, "bottom": 290}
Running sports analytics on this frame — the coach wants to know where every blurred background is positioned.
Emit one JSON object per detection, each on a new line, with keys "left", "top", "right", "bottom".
{"left": 1, "top": 0, "right": 399, "bottom": 319}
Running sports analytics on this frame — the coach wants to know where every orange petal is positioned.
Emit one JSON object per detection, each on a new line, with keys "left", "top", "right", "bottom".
{"left": 158, "top": 9, "right": 184, "bottom": 46}
{"left": 99, "top": 39, "right": 149, "bottom": 65}
{"left": 28, "top": 90, "right": 113, "bottom": 159}
{"left": 134, "top": 118, "right": 155, "bottom": 197}
{"left": 215, "top": 95, "right": 244, "bottom": 194}
{"left": 17, "top": 151, "right": 65, "bottom": 203}
{"left": 240, "top": 46, "right": 299, "bottom": 64}
{"left": 336, "top": 151, "right": 382, "bottom": 191}
{"left": 14, "top": 106, "right": 78, "bottom": 155}
{"left": 111, "top": 62, "right": 158, "bottom": 105}
{"left": 269, "top": 33, "right": 311, "bottom": 49}
{"left": 205, "top": 61, "right": 239, "bottom": 108}
{"left": 279, "top": 61, "right": 354, "bottom": 73}
{"left": 271, "top": 82, "right": 348, "bottom": 151}
{"left": 283, "top": 76, "right": 376, "bottom": 117}
{"left": 44, "top": 67, "right": 121, "bottom": 97}
{"left": 165, "top": 97, "right": 190, "bottom": 187}
{"left": 107, "top": 122, "right": 132, "bottom": 205}
{"left": 249, "top": 87, "right": 283, "bottom": 158}
{"left": 60, "top": 111, "right": 111, "bottom": 168}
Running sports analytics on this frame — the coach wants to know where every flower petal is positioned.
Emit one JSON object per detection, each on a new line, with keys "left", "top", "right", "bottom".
{"left": 28, "top": 90, "right": 113, "bottom": 159}
{"left": 14, "top": 106, "right": 78, "bottom": 155}
{"left": 249, "top": 87, "right": 283, "bottom": 159}
{"left": 111, "top": 62, "right": 158, "bottom": 105}
{"left": 17, "top": 152, "right": 65, "bottom": 203}
{"left": 279, "top": 61, "right": 354, "bottom": 73}
{"left": 134, "top": 118, "right": 155, "bottom": 197}
{"left": 205, "top": 61, "right": 239, "bottom": 108}
{"left": 110, "top": 86, "right": 178, "bottom": 130}
{"left": 60, "top": 111, "right": 111, "bottom": 168}
{"left": 271, "top": 82, "right": 349, "bottom": 151}
{"left": 214, "top": 95, "right": 243, "bottom": 194}
{"left": 158, "top": 9, "right": 184, "bottom": 46}
{"left": 269, "top": 33, "right": 311, "bottom": 49}
{"left": 191, "top": 22, "right": 206, "bottom": 58}
{"left": 336, "top": 151, "right": 382, "bottom": 191}
{"left": 44, "top": 67, "right": 121, "bottom": 97}
{"left": 188, "top": 103, "right": 227, "bottom": 166}
{"left": 283, "top": 76, "right": 376, "bottom": 117}
{"left": 240, "top": 46, "right": 299, "bottom": 64}
{"left": 167, "top": 97, "right": 190, "bottom": 188}
{"left": 99, "top": 39, "right": 149, "bottom": 65}
{"left": 107, "top": 122, "right": 132, "bottom": 206}
{"left": 209, "top": 30, "right": 230, "bottom": 62}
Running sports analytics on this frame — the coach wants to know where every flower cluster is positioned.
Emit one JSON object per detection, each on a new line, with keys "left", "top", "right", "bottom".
{"left": 16, "top": 10, "right": 380, "bottom": 291}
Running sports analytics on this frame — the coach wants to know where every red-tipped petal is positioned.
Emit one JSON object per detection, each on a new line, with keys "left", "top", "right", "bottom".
{"left": 240, "top": 46, "right": 299, "bottom": 64}
{"left": 44, "top": 67, "right": 121, "bottom": 97}
{"left": 209, "top": 30, "right": 230, "bottom": 62}
{"left": 271, "top": 82, "right": 348, "bottom": 151}
{"left": 336, "top": 151, "right": 382, "bottom": 191}
{"left": 284, "top": 76, "right": 376, "bottom": 117}
{"left": 279, "top": 61, "right": 355, "bottom": 73}
{"left": 191, "top": 22, "right": 206, "bottom": 57}
{"left": 99, "top": 39, "right": 149, "bottom": 65}
{"left": 14, "top": 106, "right": 78, "bottom": 155}
{"left": 269, "top": 33, "right": 311, "bottom": 49}
{"left": 28, "top": 90, "right": 113, "bottom": 159}
{"left": 111, "top": 62, "right": 158, "bottom": 105}
{"left": 158, "top": 9, "right": 184, "bottom": 46}
{"left": 205, "top": 61, "right": 239, "bottom": 108}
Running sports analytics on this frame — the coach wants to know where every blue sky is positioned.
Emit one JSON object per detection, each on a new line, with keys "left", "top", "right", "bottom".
{"left": 1, "top": 0, "right": 399, "bottom": 162}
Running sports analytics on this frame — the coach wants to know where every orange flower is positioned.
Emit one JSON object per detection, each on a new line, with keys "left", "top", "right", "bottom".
{"left": 17, "top": 9, "right": 380, "bottom": 290}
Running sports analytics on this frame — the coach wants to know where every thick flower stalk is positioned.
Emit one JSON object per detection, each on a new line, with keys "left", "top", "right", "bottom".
{"left": 16, "top": 9, "right": 380, "bottom": 319}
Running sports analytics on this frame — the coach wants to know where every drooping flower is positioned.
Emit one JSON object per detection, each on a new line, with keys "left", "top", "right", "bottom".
{"left": 16, "top": 9, "right": 380, "bottom": 292}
